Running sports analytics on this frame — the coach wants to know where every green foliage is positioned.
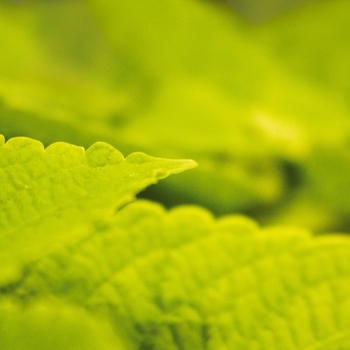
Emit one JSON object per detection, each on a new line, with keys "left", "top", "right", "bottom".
{"left": 1, "top": 0, "right": 350, "bottom": 231}
{"left": 1, "top": 135, "right": 350, "bottom": 349}
{"left": 1, "top": 0, "right": 350, "bottom": 348}
{"left": 0, "top": 300, "right": 126, "bottom": 350}
{"left": 0, "top": 135, "right": 196, "bottom": 284}
{"left": 250, "top": 0, "right": 350, "bottom": 101}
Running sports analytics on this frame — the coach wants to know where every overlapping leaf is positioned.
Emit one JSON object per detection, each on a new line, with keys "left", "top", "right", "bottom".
{"left": 5, "top": 200, "right": 350, "bottom": 349}
{"left": 0, "top": 135, "right": 196, "bottom": 284}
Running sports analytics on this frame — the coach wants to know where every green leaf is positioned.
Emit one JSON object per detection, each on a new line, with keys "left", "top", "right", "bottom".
{"left": 2, "top": 0, "right": 350, "bottom": 230}
{"left": 81, "top": 0, "right": 350, "bottom": 226}
{"left": 251, "top": 0, "right": 350, "bottom": 104}
{"left": 84, "top": 0, "right": 282, "bottom": 98}
{"left": 7, "top": 200, "right": 350, "bottom": 349}
{"left": 0, "top": 135, "right": 196, "bottom": 285}
{"left": 0, "top": 0, "right": 133, "bottom": 146}
{"left": 0, "top": 300, "right": 129, "bottom": 350}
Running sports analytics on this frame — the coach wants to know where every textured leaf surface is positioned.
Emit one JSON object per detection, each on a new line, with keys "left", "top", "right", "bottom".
{"left": 0, "top": 135, "right": 196, "bottom": 284}
{"left": 7, "top": 200, "right": 350, "bottom": 350}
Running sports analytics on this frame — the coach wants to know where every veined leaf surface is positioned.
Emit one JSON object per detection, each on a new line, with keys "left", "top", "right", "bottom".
{"left": 5, "top": 200, "right": 350, "bottom": 350}
{"left": 0, "top": 135, "right": 196, "bottom": 284}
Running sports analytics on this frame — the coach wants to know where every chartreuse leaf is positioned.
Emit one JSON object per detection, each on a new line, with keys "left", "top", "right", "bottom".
{"left": 0, "top": 135, "right": 196, "bottom": 284}
{"left": 0, "top": 0, "right": 135, "bottom": 147}
{"left": 82, "top": 0, "right": 350, "bottom": 227}
{"left": 251, "top": 0, "right": 350, "bottom": 104}
{"left": 0, "top": 300, "right": 130, "bottom": 350}
{"left": 80, "top": 0, "right": 298, "bottom": 214}
{"left": 7, "top": 200, "right": 350, "bottom": 350}
{"left": 84, "top": 0, "right": 287, "bottom": 100}
{"left": 2, "top": 0, "right": 350, "bottom": 230}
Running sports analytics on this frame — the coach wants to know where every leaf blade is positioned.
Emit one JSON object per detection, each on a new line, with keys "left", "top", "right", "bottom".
{"left": 8, "top": 200, "right": 350, "bottom": 350}
{"left": 0, "top": 135, "right": 196, "bottom": 284}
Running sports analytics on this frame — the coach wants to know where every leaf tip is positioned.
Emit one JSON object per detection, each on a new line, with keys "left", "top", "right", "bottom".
{"left": 170, "top": 157, "right": 198, "bottom": 173}
{"left": 126, "top": 153, "right": 197, "bottom": 175}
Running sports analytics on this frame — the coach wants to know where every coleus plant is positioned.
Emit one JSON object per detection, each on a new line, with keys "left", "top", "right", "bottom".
{"left": 1, "top": 135, "right": 350, "bottom": 349}
{"left": 1, "top": 0, "right": 350, "bottom": 348}
{"left": 1, "top": 0, "right": 350, "bottom": 233}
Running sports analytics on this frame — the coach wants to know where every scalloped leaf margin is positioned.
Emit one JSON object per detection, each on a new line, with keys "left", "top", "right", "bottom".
{"left": 0, "top": 135, "right": 197, "bottom": 284}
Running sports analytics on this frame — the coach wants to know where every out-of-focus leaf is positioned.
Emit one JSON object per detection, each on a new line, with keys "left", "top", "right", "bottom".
{"left": 250, "top": 0, "right": 350, "bottom": 105}
{"left": 0, "top": 300, "right": 129, "bottom": 350}
{"left": 303, "top": 146, "right": 350, "bottom": 214}
{"left": 2, "top": 0, "right": 350, "bottom": 230}
{"left": 0, "top": 0, "right": 137, "bottom": 145}
{"left": 222, "top": 0, "right": 318, "bottom": 23}
{"left": 83, "top": 0, "right": 350, "bottom": 226}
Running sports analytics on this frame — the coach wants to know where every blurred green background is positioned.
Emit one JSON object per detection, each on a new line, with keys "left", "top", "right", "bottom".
{"left": 1, "top": 0, "right": 350, "bottom": 233}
